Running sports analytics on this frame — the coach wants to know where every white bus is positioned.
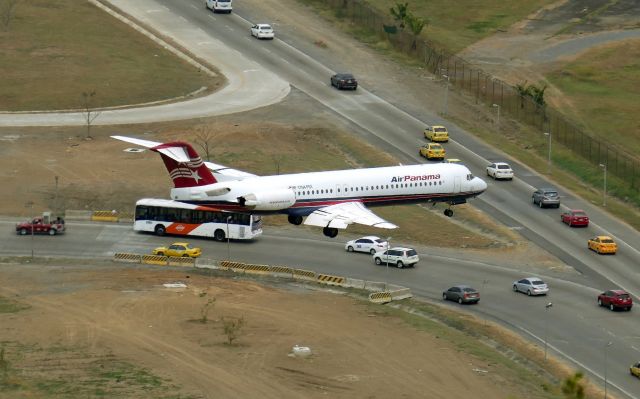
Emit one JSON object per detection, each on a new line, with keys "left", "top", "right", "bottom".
{"left": 134, "top": 198, "right": 262, "bottom": 241}
{"left": 205, "top": 0, "right": 232, "bottom": 13}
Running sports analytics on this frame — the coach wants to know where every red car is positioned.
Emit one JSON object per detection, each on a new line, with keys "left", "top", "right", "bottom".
{"left": 598, "top": 290, "right": 633, "bottom": 311}
{"left": 561, "top": 209, "right": 589, "bottom": 227}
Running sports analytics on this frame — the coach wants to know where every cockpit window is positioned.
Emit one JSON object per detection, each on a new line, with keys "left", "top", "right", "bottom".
{"left": 466, "top": 173, "right": 474, "bottom": 181}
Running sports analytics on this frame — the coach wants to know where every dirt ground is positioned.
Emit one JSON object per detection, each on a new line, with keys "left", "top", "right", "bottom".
{"left": 0, "top": 262, "right": 528, "bottom": 399}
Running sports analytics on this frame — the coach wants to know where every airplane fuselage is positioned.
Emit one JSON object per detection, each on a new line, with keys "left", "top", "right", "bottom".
{"left": 172, "top": 163, "right": 486, "bottom": 215}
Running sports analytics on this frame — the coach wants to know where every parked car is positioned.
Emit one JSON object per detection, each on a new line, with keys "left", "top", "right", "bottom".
{"left": 330, "top": 73, "right": 358, "bottom": 90}
{"left": 250, "top": 24, "right": 274, "bottom": 39}
{"left": 532, "top": 187, "right": 560, "bottom": 208}
{"left": 153, "top": 242, "right": 202, "bottom": 258}
{"left": 419, "top": 143, "right": 446, "bottom": 160}
{"left": 373, "top": 247, "right": 418, "bottom": 268}
{"left": 598, "top": 290, "right": 632, "bottom": 311}
{"left": 345, "top": 236, "right": 388, "bottom": 254}
{"left": 486, "top": 162, "right": 514, "bottom": 180}
{"left": 561, "top": 209, "right": 589, "bottom": 227}
{"left": 424, "top": 125, "right": 449, "bottom": 142}
{"left": 588, "top": 235, "right": 617, "bottom": 254}
{"left": 442, "top": 285, "right": 480, "bottom": 304}
{"left": 631, "top": 362, "right": 640, "bottom": 378}
{"left": 512, "top": 277, "right": 549, "bottom": 296}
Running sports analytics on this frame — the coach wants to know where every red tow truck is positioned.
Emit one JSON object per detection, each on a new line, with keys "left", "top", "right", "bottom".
{"left": 16, "top": 212, "right": 65, "bottom": 236}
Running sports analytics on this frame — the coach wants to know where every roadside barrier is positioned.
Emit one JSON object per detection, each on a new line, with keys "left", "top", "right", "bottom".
{"left": 369, "top": 291, "right": 393, "bottom": 304}
{"left": 114, "top": 255, "right": 411, "bottom": 304}
{"left": 270, "top": 266, "right": 294, "bottom": 276}
{"left": 389, "top": 288, "right": 413, "bottom": 301}
{"left": 91, "top": 210, "right": 119, "bottom": 222}
{"left": 141, "top": 254, "right": 168, "bottom": 265}
{"left": 114, "top": 253, "right": 141, "bottom": 263}
{"left": 167, "top": 256, "right": 196, "bottom": 267}
{"left": 316, "top": 274, "right": 346, "bottom": 286}
{"left": 293, "top": 269, "right": 316, "bottom": 281}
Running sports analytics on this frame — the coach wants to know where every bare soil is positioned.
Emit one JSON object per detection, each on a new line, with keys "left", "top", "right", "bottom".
{"left": 1, "top": 262, "right": 524, "bottom": 398}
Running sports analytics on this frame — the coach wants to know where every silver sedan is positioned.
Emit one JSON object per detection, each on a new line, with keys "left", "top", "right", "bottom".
{"left": 512, "top": 277, "right": 549, "bottom": 296}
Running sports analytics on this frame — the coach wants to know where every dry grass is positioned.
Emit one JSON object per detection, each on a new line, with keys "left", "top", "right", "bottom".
{"left": 0, "top": 0, "right": 221, "bottom": 111}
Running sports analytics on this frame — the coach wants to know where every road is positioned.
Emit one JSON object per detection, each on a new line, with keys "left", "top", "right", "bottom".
{"left": 1, "top": 0, "right": 640, "bottom": 396}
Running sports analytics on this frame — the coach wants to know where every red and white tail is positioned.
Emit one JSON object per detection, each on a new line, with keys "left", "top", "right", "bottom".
{"left": 150, "top": 141, "right": 217, "bottom": 188}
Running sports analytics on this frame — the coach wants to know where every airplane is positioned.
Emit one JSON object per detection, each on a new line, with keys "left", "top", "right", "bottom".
{"left": 112, "top": 135, "right": 488, "bottom": 238}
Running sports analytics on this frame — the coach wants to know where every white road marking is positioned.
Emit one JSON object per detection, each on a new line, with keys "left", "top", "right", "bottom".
{"left": 180, "top": 16, "right": 187, "bottom": 22}
{"left": 197, "top": 42, "right": 213, "bottom": 46}
{"left": 190, "top": 4, "right": 197, "bottom": 9}
{"left": 146, "top": 9, "right": 163, "bottom": 13}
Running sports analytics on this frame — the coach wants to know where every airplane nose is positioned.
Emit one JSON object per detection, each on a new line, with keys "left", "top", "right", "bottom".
{"left": 475, "top": 177, "right": 488, "bottom": 193}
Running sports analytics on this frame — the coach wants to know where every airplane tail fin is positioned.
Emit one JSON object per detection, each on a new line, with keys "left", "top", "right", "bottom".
{"left": 150, "top": 141, "right": 217, "bottom": 188}
{"left": 111, "top": 135, "right": 217, "bottom": 188}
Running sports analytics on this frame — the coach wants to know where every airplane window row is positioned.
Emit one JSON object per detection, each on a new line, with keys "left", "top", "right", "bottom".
{"left": 296, "top": 181, "right": 443, "bottom": 196}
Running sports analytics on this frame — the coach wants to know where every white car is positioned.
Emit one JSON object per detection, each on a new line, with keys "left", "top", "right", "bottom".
{"left": 250, "top": 24, "right": 274, "bottom": 40}
{"left": 486, "top": 162, "right": 514, "bottom": 180}
{"left": 512, "top": 277, "right": 549, "bottom": 296}
{"left": 345, "top": 236, "right": 388, "bottom": 255}
{"left": 373, "top": 247, "right": 419, "bottom": 268}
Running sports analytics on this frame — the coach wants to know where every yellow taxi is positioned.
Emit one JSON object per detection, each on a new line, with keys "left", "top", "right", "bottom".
{"left": 153, "top": 242, "right": 202, "bottom": 258}
{"left": 424, "top": 125, "right": 449, "bottom": 142}
{"left": 631, "top": 362, "right": 640, "bottom": 378}
{"left": 587, "top": 236, "right": 617, "bottom": 255}
{"left": 419, "top": 143, "right": 446, "bottom": 160}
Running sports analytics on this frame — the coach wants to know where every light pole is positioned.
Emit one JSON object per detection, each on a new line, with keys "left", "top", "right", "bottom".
{"left": 543, "top": 132, "right": 552, "bottom": 174}
{"left": 25, "top": 201, "right": 34, "bottom": 258}
{"left": 492, "top": 104, "right": 500, "bottom": 132}
{"left": 599, "top": 163, "right": 607, "bottom": 207}
{"left": 482, "top": 279, "right": 489, "bottom": 326}
{"left": 226, "top": 216, "right": 231, "bottom": 260}
{"left": 604, "top": 341, "right": 612, "bottom": 399}
{"left": 544, "top": 302, "right": 553, "bottom": 361}
{"left": 442, "top": 73, "right": 450, "bottom": 116}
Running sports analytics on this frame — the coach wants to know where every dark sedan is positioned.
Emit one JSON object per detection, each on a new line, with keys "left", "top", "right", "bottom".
{"left": 442, "top": 285, "right": 480, "bottom": 304}
{"left": 330, "top": 73, "right": 358, "bottom": 90}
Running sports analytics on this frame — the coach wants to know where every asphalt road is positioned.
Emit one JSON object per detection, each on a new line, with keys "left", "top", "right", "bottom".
{"left": 1, "top": 0, "right": 639, "bottom": 396}
{"left": 1, "top": 220, "right": 638, "bottom": 398}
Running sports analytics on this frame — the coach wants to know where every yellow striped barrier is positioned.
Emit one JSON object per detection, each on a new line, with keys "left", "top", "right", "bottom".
{"left": 167, "top": 256, "right": 196, "bottom": 267}
{"left": 317, "top": 274, "right": 346, "bottom": 286}
{"left": 238, "top": 263, "right": 271, "bottom": 274}
{"left": 113, "top": 253, "right": 142, "bottom": 263}
{"left": 91, "top": 210, "right": 119, "bottom": 222}
{"left": 293, "top": 269, "right": 316, "bottom": 280}
{"left": 141, "top": 254, "right": 168, "bottom": 265}
{"left": 369, "top": 292, "right": 392, "bottom": 304}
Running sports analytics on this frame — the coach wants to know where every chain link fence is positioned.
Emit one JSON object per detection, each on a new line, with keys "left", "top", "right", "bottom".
{"left": 325, "top": 0, "right": 640, "bottom": 193}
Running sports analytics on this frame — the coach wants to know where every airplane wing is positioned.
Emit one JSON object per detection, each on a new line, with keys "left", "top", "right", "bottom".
{"left": 111, "top": 135, "right": 257, "bottom": 181}
{"left": 303, "top": 202, "right": 398, "bottom": 230}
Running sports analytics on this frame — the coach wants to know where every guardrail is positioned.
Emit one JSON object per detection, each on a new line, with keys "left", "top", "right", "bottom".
{"left": 113, "top": 254, "right": 411, "bottom": 303}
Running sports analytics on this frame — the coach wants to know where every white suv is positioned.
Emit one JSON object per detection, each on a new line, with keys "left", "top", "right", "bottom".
{"left": 373, "top": 247, "right": 419, "bottom": 268}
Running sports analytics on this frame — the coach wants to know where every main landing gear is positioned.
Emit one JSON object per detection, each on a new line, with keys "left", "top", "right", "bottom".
{"left": 288, "top": 215, "right": 303, "bottom": 225}
{"left": 323, "top": 227, "right": 338, "bottom": 238}
{"left": 444, "top": 208, "right": 454, "bottom": 217}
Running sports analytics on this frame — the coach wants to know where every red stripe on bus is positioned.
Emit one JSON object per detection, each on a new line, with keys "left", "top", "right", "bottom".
{"left": 166, "top": 223, "right": 200, "bottom": 235}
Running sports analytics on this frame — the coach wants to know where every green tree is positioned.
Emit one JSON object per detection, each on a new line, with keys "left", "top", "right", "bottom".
{"left": 405, "top": 13, "right": 427, "bottom": 50}
{"left": 389, "top": 2, "right": 409, "bottom": 30}
{"left": 561, "top": 371, "right": 585, "bottom": 399}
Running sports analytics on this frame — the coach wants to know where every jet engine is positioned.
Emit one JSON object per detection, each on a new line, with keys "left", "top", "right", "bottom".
{"left": 237, "top": 189, "right": 296, "bottom": 211}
